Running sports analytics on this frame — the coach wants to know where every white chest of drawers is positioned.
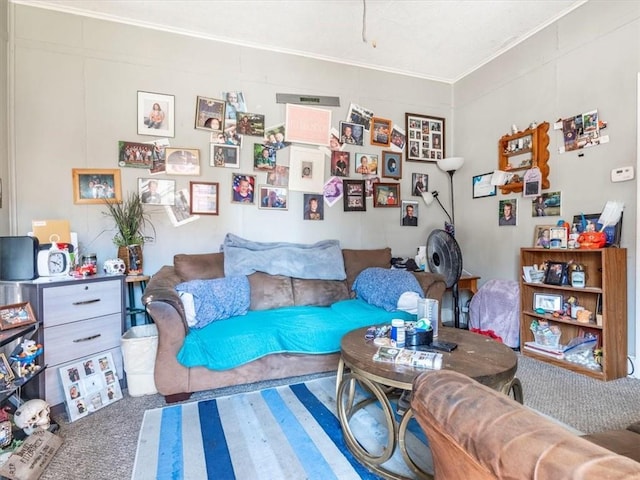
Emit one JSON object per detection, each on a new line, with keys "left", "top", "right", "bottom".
{"left": 0, "top": 275, "right": 126, "bottom": 406}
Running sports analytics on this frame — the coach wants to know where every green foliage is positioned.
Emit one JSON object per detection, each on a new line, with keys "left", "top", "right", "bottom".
{"left": 103, "top": 192, "right": 153, "bottom": 247}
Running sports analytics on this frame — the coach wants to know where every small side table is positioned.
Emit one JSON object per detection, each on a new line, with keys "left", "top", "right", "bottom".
{"left": 125, "top": 275, "right": 150, "bottom": 327}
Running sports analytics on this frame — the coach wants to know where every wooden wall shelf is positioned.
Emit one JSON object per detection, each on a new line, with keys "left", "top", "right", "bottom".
{"left": 498, "top": 122, "right": 550, "bottom": 194}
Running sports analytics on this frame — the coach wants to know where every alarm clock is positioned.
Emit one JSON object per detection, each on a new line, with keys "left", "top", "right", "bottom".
{"left": 37, "top": 243, "right": 72, "bottom": 276}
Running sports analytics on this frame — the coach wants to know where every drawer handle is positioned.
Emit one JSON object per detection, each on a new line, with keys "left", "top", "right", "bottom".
{"left": 72, "top": 299, "right": 101, "bottom": 306}
{"left": 73, "top": 334, "right": 101, "bottom": 343}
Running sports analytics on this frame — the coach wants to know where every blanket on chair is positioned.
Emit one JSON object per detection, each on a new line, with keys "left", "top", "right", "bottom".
{"left": 222, "top": 233, "right": 346, "bottom": 280}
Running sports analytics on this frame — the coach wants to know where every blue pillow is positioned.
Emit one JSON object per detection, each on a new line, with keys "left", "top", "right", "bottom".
{"left": 175, "top": 276, "right": 250, "bottom": 328}
{"left": 352, "top": 267, "right": 423, "bottom": 312}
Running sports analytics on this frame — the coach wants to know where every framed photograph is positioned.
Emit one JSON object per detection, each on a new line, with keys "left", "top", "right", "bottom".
{"left": 195, "top": 96, "right": 225, "bottom": 132}
{"left": 285, "top": 104, "right": 332, "bottom": 146}
{"left": 236, "top": 113, "right": 265, "bottom": 136}
{"left": 498, "top": 199, "right": 517, "bottom": 226}
{"left": 346, "top": 102, "right": 374, "bottom": 131}
{"left": 370, "top": 117, "right": 392, "bottom": 147}
{"left": 401, "top": 200, "right": 419, "bottom": 227}
{"left": 331, "top": 151, "right": 350, "bottom": 177}
{"left": 190, "top": 182, "right": 219, "bottom": 215}
{"left": 137, "top": 91, "right": 175, "bottom": 138}
{"left": 533, "top": 191, "right": 561, "bottom": 217}
{"left": 405, "top": 113, "right": 445, "bottom": 162}
{"left": 390, "top": 125, "right": 406, "bottom": 151}
{"left": 382, "top": 151, "right": 402, "bottom": 179}
{"left": 263, "top": 124, "right": 290, "bottom": 150}
{"left": 138, "top": 178, "right": 175, "bottom": 206}
{"left": 253, "top": 144, "right": 276, "bottom": 171}
{"left": 288, "top": 146, "right": 325, "bottom": 192}
{"left": 343, "top": 180, "right": 366, "bottom": 212}
{"left": 303, "top": 193, "right": 324, "bottom": 220}
{"left": 0, "top": 353, "right": 14, "bottom": 382}
{"left": 118, "top": 141, "right": 154, "bottom": 168}
{"left": 533, "top": 293, "right": 563, "bottom": 313}
{"left": 572, "top": 212, "right": 623, "bottom": 247}
{"left": 544, "top": 262, "right": 568, "bottom": 286}
{"left": 411, "top": 173, "right": 428, "bottom": 196}
{"left": 355, "top": 153, "right": 378, "bottom": 175}
{"left": 231, "top": 174, "right": 256, "bottom": 204}
{"left": 472, "top": 172, "right": 497, "bottom": 199}
{"left": 533, "top": 225, "right": 555, "bottom": 248}
{"left": 165, "top": 148, "right": 200, "bottom": 175}
{"left": 339, "top": 121, "right": 364, "bottom": 146}
{"left": 210, "top": 143, "right": 240, "bottom": 168}
{"left": 373, "top": 183, "right": 400, "bottom": 207}
{"left": 0, "top": 302, "right": 36, "bottom": 331}
{"left": 72, "top": 168, "right": 122, "bottom": 204}
{"left": 258, "top": 185, "right": 287, "bottom": 210}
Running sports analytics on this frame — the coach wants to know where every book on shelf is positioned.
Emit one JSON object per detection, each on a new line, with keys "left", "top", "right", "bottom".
{"left": 373, "top": 347, "right": 443, "bottom": 370}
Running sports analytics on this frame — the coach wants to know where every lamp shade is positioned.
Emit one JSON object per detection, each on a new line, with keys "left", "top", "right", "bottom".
{"left": 437, "top": 156, "right": 464, "bottom": 172}
{"left": 421, "top": 191, "right": 435, "bottom": 205}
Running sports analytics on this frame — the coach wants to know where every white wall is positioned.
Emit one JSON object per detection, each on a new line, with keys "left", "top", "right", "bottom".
{"left": 9, "top": 4, "right": 452, "bottom": 274}
{"left": 0, "top": 0, "right": 8, "bottom": 235}
{"left": 453, "top": 0, "right": 640, "bottom": 356}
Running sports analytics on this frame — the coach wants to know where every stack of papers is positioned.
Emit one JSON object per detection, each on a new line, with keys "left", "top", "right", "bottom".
{"left": 373, "top": 346, "right": 443, "bottom": 370}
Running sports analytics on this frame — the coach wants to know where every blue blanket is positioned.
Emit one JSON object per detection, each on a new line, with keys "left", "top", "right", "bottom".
{"left": 177, "top": 298, "right": 414, "bottom": 370}
{"left": 222, "top": 233, "right": 346, "bottom": 280}
{"left": 352, "top": 267, "right": 424, "bottom": 311}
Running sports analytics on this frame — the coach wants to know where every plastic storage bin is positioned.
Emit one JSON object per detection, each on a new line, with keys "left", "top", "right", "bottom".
{"left": 121, "top": 324, "right": 158, "bottom": 396}
{"left": 534, "top": 330, "right": 561, "bottom": 348}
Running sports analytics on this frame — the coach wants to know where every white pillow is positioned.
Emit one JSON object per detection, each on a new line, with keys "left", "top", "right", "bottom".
{"left": 397, "top": 291, "right": 421, "bottom": 315}
{"left": 178, "top": 291, "right": 197, "bottom": 327}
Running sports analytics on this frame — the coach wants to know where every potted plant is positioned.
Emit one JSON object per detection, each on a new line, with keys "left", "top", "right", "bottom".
{"left": 103, "top": 192, "right": 154, "bottom": 274}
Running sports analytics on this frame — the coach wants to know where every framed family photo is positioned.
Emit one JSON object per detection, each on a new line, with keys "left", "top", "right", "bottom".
{"left": 370, "top": 117, "right": 392, "bottom": 147}
{"left": 405, "top": 113, "right": 445, "bottom": 162}
{"left": 195, "top": 96, "right": 225, "bottom": 132}
{"left": 343, "top": 180, "right": 366, "bottom": 212}
{"left": 258, "top": 185, "right": 288, "bottom": 210}
{"left": 190, "top": 182, "right": 219, "bottom": 215}
{"left": 137, "top": 91, "right": 175, "bottom": 138}
{"left": 382, "top": 151, "right": 402, "bottom": 179}
{"left": 72, "top": 168, "right": 122, "bottom": 204}
{"left": 373, "top": 183, "right": 400, "bottom": 207}
{"left": 339, "top": 121, "right": 364, "bottom": 146}
{"left": 0, "top": 302, "right": 36, "bottom": 331}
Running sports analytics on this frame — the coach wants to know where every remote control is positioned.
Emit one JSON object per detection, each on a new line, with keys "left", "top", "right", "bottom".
{"left": 429, "top": 340, "right": 458, "bottom": 352}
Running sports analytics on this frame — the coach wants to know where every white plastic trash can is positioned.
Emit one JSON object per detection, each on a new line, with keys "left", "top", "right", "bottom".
{"left": 121, "top": 324, "right": 158, "bottom": 396}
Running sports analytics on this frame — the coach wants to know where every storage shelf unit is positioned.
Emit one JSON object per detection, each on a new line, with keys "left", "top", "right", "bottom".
{"left": 520, "top": 248, "right": 627, "bottom": 380}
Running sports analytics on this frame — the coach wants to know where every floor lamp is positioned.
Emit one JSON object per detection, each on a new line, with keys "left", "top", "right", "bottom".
{"left": 421, "top": 156, "right": 465, "bottom": 328}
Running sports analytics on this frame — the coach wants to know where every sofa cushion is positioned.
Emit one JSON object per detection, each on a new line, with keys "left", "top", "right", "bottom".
{"left": 248, "top": 272, "right": 294, "bottom": 310}
{"left": 292, "top": 278, "right": 350, "bottom": 307}
{"left": 174, "top": 252, "right": 224, "bottom": 281}
{"left": 342, "top": 248, "right": 392, "bottom": 295}
{"left": 175, "top": 276, "right": 250, "bottom": 328}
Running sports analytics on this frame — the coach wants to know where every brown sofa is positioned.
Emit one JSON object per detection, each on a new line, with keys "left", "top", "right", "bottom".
{"left": 411, "top": 370, "right": 640, "bottom": 479}
{"left": 143, "top": 247, "right": 446, "bottom": 403}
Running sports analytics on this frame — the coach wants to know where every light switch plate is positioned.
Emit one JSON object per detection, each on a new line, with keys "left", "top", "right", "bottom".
{"left": 611, "top": 166, "right": 634, "bottom": 182}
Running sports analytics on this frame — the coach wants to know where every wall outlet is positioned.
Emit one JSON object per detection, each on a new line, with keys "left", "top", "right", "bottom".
{"left": 611, "top": 166, "right": 634, "bottom": 182}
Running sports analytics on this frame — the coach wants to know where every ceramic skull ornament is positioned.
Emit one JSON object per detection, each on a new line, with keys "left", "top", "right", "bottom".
{"left": 14, "top": 399, "right": 50, "bottom": 435}
{"left": 103, "top": 258, "right": 126, "bottom": 275}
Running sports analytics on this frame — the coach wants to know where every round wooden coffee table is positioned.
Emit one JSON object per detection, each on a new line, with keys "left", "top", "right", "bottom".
{"left": 336, "top": 326, "right": 522, "bottom": 480}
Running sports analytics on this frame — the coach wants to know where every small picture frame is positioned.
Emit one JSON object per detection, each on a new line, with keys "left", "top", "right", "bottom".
{"left": 401, "top": 200, "right": 419, "bottom": 227}
{"left": 0, "top": 302, "right": 36, "bottom": 331}
{"left": 330, "top": 151, "right": 350, "bottom": 177}
{"left": 231, "top": 174, "right": 256, "bottom": 204}
{"left": 0, "top": 353, "right": 14, "bottom": 382}
{"left": 195, "top": 96, "right": 225, "bottom": 132}
{"left": 405, "top": 113, "right": 445, "bottom": 162}
{"left": 370, "top": 117, "right": 392, "bottom": 147}
{"left": 253, "top": 144, "right": 276, "bottom": 171}
{"left": 533, "top": 293, "right": 563, "bottom": 312}
{"left": 472, "top": 172, "right": 497, "bottom": 199}
{"left": 165, "top": 148, "right": 200, "bottom": 175}
{"left": 412, "top": 173, "right": 428, "bottom": 196}
{"left": 303, "top": 193, "right": 324, "bottom": 220}
{"left": 190, "top": 182, "right": 219, "bottom": 215}
{"left": 210, "top": 143, "right": 240, "bottom": 168}
{"left": 343, "top": 180, "right": 366, "bottom": 212}
{"left": 373, "top": 183, "right": 400, "bottom": 207}
{"left": 137, "top": 91, "right": 175, "bottom": 138}
{"left": 544, "top": 261, "right": 568, "bottom": 286}
{"left": 236, "top": 113, "right": 265, "bottom": 136}
{"left": 258, "top": 185, "right": 288, "bottom": 210}
{"left": 138, "top": 178, "right": 175, "bottom": 206}
{"left": 355, "top": 153, "right": 378, "bottom": 175}
{"left": 118, "top": 141, "right": 154, "bottom": 168}
{"left": 339, "top": 121, "right": 364, "bottom": 146}
{"left": 381, "top": 151, "right": 402, "bottom": 179}
{"left": 72, "top": 169, "right": 122, "bottom": 205}
{"left": 533, "top": 225, "right": 555, "bottom": 248}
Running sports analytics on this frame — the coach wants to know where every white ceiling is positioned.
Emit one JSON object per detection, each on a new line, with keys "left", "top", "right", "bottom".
{"left": 14, "top": 0, "right": 587, "bottom": 83}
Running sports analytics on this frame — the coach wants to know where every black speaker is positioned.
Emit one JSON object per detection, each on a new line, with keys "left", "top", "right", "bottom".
{"left": 0, "top": 236, "right": 39, "bottom": 281}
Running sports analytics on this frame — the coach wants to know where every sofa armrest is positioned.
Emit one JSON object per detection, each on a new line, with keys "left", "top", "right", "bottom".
{"left": 412, "top": 271, "right": 446, "bottom": 301}
{"left": 142, "top": 266, "right": 188, "bottom": 329}
{"left": 411, "top": 370, "right": 640, "bottom": 479}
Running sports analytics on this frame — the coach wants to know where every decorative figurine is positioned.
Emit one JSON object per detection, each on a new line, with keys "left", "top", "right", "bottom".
{"left": 13, "top": 399, "right": 50, "bottom": 435}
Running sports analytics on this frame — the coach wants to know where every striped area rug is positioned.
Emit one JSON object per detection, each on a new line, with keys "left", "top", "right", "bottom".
{"left": 132, "top": 375, "right": 432, "bottom": 479}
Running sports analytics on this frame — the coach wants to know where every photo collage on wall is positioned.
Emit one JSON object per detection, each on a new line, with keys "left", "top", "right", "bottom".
{"left": 58, "top": 352, "right": 122, "bottom": 422}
